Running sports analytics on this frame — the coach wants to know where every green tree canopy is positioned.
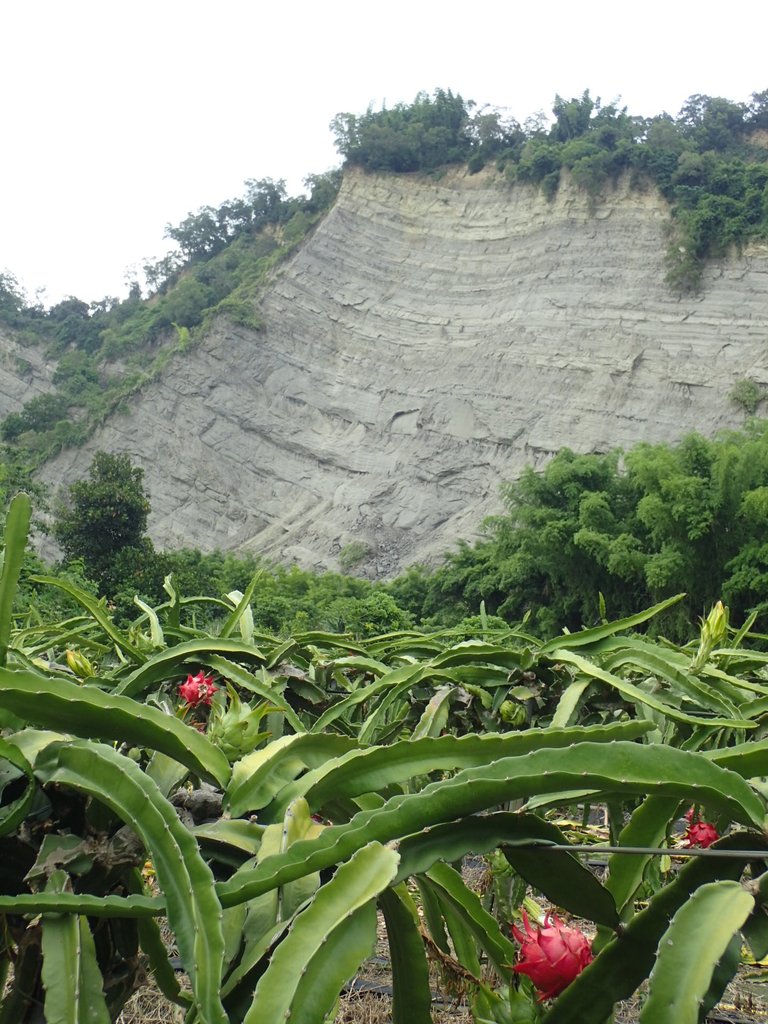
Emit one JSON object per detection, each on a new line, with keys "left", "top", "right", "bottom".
{"left": 53, "top": 451, "right": 151, "bottom": 580}
{"left": 394, "top": 422, "right": 768, "bottom": 638}
{"left": 331, "top": 89, "right": 474, "bottom": 173}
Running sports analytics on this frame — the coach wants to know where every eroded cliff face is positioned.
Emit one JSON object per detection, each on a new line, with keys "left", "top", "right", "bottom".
{"left": 37, "top": 168, "right": 768, "bottom": 574}
{"left": 0, "top": 328, "right": 54, "bottom": 417}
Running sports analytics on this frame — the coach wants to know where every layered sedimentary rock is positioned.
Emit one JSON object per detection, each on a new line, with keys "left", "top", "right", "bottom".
{"left": 37, "top": 168, "right": 768, "bottom": 574}
{"left": 0, "top": 328, "right": 54, "bottom": 416}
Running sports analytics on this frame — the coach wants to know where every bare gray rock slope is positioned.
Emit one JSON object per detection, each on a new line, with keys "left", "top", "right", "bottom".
{"left": 0, "top": 329, "right": 54, "bottom": 417}
{"left": 38, "top": 167, "right": 768, "bottom": 575}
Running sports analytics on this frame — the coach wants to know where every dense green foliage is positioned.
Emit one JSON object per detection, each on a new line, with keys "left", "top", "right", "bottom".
{"left": 390, "top": 422, "right": 768, "bottom": 639}
{"left": 1, "top": 500, "right": 768, "bottom": 1023}
{"left": 330, "top": 88, "right": 525, "bottom": 173}
{"left": 333, "top": 87, "right": 768, "bottom": 292}
{"left": 53, "top": 451, "right": 151, "bottom": 586}
{"left": 156, "top": 554, "right": 412, "bottom": 638}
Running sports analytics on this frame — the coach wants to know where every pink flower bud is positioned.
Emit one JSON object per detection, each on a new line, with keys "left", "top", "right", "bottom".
{"left": 512, "top": 911, "right": 593, "bottom": 1001}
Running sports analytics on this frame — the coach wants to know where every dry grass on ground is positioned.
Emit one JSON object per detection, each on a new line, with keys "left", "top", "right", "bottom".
{"left": 334, "top": 993, "right": 472, "bottom": 1023}
{"left": 116, "top": 983, "right": 184, "bottom": 1024}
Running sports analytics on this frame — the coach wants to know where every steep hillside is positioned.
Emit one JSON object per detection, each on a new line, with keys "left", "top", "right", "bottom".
{"left": 36, "top": 167, "right": 768, "bottom": 574}
{"left": 0, "top": 327, "right": 54, "bottom": 414}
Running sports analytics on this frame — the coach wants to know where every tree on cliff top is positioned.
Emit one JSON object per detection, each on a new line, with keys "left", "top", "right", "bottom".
{"left": 331, "top": 89, "right": 475, "bottom": 172}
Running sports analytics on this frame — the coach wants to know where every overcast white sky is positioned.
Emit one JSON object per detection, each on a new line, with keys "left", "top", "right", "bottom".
{"left": 2, "top": 0, "right": 767, "bottom": 304}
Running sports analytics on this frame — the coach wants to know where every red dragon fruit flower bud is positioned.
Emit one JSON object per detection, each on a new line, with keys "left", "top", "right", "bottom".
{"left": 512, "top": 910, "right": 593, "bottom": 1001}
{"left": 178, "top": 671, "right": 218, "bottom": 708}
{"left": 684, "top": 820, "right": 719, "bottom": 848}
